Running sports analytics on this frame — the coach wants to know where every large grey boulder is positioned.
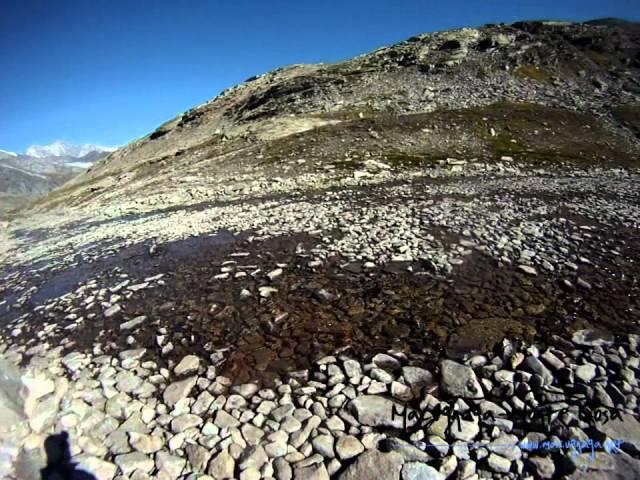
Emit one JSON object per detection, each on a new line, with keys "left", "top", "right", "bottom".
{"left": 294, "top": 462, "right": 330, "bottom": 480}
{"left": 346, "top": 395, "right": 417, "bottom": 429}
{"left": 12, "top": 446, "right": 46, "bottom": 480}
{"left": 439, "top": 360, "right": 483, "bottom": 399}
{"left": 568, "top": 452, "right": 640, "bottom": 479}
{"left": 596, "top": 413, "right": 640, "bottom": 455}
{"left": 402, "top": 366, "right": 434, "bottom": 396}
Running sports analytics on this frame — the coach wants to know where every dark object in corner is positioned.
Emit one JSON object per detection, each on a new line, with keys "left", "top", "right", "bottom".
{"left": 41, "top": 432, "right": 96, "bottom": 480}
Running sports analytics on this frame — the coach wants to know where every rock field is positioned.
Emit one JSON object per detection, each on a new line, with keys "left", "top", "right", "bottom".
{"left": 2, "top": 18, "right": 640, "bottom": 480}
{"left": 2, "top": 157, "right": 640, "bottom": 479}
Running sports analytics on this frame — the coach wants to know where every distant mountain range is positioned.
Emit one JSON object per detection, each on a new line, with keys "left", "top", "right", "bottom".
{"left": 24, "top": 141, "right": 115, "bottom": 159}
{"left": 0, "top": 142, "right": 116, "bottom": 216}
{"left": 0, "top": 149, "right": 17, "bottom": 158}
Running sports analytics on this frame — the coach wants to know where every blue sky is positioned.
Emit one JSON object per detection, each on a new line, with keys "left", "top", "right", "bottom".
{"left": 1, "top": 0, "right": 639, "bottom": 153}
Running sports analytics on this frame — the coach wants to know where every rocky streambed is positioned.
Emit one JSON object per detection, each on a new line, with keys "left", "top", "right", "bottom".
{"left": 2, "top": 327, "right": 640, "bottom": 480}
{"left": 1, "top": 163, "right": 640, "bottom": 479}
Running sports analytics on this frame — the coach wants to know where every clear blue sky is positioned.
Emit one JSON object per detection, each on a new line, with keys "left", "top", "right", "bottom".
{"left": 1, "top": 0, "right": 639, "bottom": 153}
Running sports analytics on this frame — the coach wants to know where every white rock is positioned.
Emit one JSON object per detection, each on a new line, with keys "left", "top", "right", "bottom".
{"left": 174, "top": 355, "right": 200, "bottom": 376}
{"left": 517, "top": 265, "right": 537, "bottom": 275}
{"left": 129, "top": 432, "right": 163, "bottom": 454}
{"left": 75, "top": 455, "right": 118, "bottom": 480}
{"left": 259, "top": 286, "right": 278, "bottom": 298}
{"left": 487, "top": 453, "right": 512, "bottom": 473}
{"left": 155, "top": 451, "right": 186, "bottom": 479}
{"left": 104, "top": 305, "right": 122, "bottom": 317}
{"left": 120, "top": 316, "right": 146, "bottom": 330}
{"left": 114, "top": 452, "right": 154, "bottom": 476}
{"left": 312, "top": 434, "right": 335, "bottom": 459}
{"left": 162, "top": 376, "right": 197, "bottom": 407}
{"left": 402, "top": 462, "right": 444, "bottom": 480}
{"left": 268, "top": 268, "right": 283, "bottom": 280}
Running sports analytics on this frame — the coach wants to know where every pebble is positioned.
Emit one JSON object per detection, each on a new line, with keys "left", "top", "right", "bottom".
{"left": 104, "top": 305, "right": 122, "bottom": 317}
{"left": 119, "top": 315, "right": 146, "bottom": 330}
{"left": 238, "top": 445, "right": 268, "bottom": 471}
{"left": 517, "top": 265, "right": 537, "bottom": 275}
{"left": 487, "top": 453, "right": 512, "bottom": 473}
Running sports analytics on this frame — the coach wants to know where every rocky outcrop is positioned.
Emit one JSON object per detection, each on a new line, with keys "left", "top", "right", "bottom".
{"left": 28, "top": 19, "right": 640, "bottom": 213}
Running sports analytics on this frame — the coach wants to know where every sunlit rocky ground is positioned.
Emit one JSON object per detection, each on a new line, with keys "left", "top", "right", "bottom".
{"left": 1, "top": 158, "right": 640, "bottom": 479}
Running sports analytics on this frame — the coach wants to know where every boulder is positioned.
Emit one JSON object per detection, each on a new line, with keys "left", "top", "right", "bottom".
{"left": 162, "top": 376, "right": 197, "bottom": 407}
{"left": 402, "top": 367, "right": 434, "bottom": 395}
{"left": 346, "top": 395, "right": 416, "bottom": 429}
{"left": 174, "top": 355, "right": 200, "bottom": 376}
{"left": 439, "top": 360, "right": 483, "bottom": 399}
{"left": 294, "top": 463, "right": 330, "bottom": 480}
{"left": 208, "top": 448, "right": 235, "bottom": 479}
{"left": 338, "top": 449, "right": 404, "bottom": 480}
{"left": 402, "top": 462, "right": 444, "bottom": 480}
{"left": 114, "top": 452, "right": 154, "bottom": 476}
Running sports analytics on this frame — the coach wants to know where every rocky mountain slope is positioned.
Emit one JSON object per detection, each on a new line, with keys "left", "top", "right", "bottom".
{"left": 30, "top": 19, "right": 640, "bottom": 214}
{"left": 1, "top": 18, "right": 640, "bottom": 480}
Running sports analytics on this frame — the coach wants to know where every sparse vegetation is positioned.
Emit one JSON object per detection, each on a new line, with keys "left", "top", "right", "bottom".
{"left": 489, "top": 133, "right": 529, "bottom": 158}
{"left": 383, "top": 151, "right": 441, "bottom": 167}
{"left": 28, "top": 169, "right": 122, "bottom": 211}
{"left": 513, "top": 65, "right": 553, "bottom": 83}
{"left": 585, "top": 49, "right": 612, "bottom": 66}
{"left": 613, "top": 104, "right": 640, "bottom": 138}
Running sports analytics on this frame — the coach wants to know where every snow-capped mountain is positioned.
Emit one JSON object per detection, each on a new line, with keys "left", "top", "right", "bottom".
{"left": 25, "top": 141, "right": 116, "bottom": 159}
{"left": 0, "top": 143, "right": 116, "bottom": 215}
{"left": 0, "top": 149, "right": 17, "bottom": 157}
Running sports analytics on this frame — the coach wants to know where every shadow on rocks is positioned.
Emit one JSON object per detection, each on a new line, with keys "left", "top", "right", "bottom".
{"left": 41, "top": 431, "right": 96, "bottom": 480}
